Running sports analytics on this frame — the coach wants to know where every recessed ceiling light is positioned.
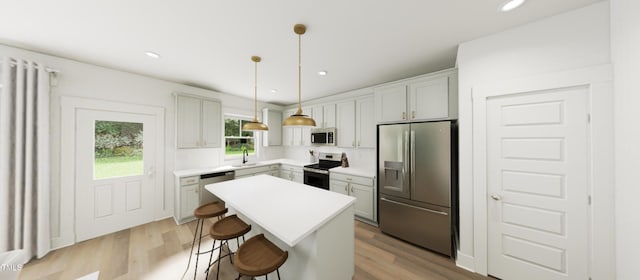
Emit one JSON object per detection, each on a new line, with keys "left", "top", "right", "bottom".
{"left": 270, "top": 89, "right": 278, "bottom": 94}
{"left": 317, "top": 70, "right": 328, "bottom": 76}
{"left": 500, "top": 0, "right": 525, "bottom": 12}
{"left": 145, "top": 51, "right": 161, "bottom": 59}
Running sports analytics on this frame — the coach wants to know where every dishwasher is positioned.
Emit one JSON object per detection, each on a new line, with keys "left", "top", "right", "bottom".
{"left": 199, "top": 171, "right": 235, "bottom": 205}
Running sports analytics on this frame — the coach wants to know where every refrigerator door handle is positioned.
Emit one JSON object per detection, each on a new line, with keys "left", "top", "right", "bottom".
{"left": 404, "top": 130, "right": 410, "bottom": 194}
{"left": 381, "top": 197, "right": 449, "bottom": 216}
{"left": 410, "top": 130, "right": 415, "bottom": 190}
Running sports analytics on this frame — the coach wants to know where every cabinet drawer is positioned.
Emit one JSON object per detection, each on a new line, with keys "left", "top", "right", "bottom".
{"left": 268, "top": 164, "right": 280, "bottom": 170}
{"left": 330, "top": 173, "right": 372, "bottom": 186}
{"left": 180, "top": 176, "right": 199, "bottom": 186}
{"left": 235, "top": 165, "right": 271, "bottom": 176}
{"left": 280, "top": 164, "right": 302, "bottom": 173}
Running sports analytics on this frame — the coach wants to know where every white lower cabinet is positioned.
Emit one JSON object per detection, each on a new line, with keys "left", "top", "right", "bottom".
{"left": 180, "top": 185, "right": 199, "bottom": 221}
{"left": 279, "top": 164, "right": 303, "bottom": 184}
{"left": 235, "top": 164, "right": 280, "bottom": 178}
{"left": 329, "top": 172, "right": 376, "bottom": 222}
{"left": 175, "top": 175, "right": 200, "bottom": 224}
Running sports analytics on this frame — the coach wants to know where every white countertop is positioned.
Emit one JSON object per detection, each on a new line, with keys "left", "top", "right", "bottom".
{"left": 205, "top": 174, "right": 356, "bottom": 247}
{"left": 329, "top": 166, "right": 376, "bottom": 178}
{"left": 173, "top": 158, "right": 309, "bottom": 177}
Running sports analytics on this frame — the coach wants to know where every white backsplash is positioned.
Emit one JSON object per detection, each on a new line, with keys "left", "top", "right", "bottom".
{"left": 174, "top": 144, "right": 374, "bottom": 171}
{"left": 174, "top": 146, "right": 285, "bottom": 170}
{"left": 283, "top": 145, "right": 376, "bottom": 171}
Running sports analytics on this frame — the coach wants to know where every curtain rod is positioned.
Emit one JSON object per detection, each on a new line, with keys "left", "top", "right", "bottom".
{"left": 1, "top": 59, "right": 60, "bottom": 74}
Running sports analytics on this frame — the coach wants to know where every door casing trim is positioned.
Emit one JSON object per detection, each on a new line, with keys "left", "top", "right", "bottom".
{"left": 470, "top": 64, "right": 615, "bottom": 278}
{"left": 59, "top": 96, "right": 165, "bottom": 246}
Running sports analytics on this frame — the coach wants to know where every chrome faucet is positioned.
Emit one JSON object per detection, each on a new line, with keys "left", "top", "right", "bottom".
{"left": 242, "top": 149, "right": 249, "bottom": 164}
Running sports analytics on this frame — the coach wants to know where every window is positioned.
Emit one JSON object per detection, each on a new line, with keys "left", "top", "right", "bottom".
{"left": 94, "top": 120, "right": 143, "bottom": 179}
{"left": 224, "top": 116, "right": 255, "bottom": 157}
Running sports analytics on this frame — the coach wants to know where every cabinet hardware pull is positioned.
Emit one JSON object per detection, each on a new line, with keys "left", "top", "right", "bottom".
{"left": 350, "top": 186, "right": 354, "bottom": 193}
{"left": 402, "top": 112, "right": 406, "bottom": 120}
{"left": 412, "top": 111, "right": 415, "bottom": 119}
{"left": 344, "top": 186, "right": 348, "bottom": 192}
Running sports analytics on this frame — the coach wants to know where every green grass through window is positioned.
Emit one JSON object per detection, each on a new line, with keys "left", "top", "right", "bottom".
{"left": 94, "top": 155, "right": 143, "bottom": 179}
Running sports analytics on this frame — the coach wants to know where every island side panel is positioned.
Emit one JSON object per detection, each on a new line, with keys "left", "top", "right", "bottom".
{"left": 229, "top": 208, "right": 320, "bottom": 280}
{"left": 316, "top": 205, "right": 355, "bottom": 280}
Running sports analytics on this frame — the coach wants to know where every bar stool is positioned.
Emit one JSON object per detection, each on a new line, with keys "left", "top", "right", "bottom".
{"left": 207, "top": 214, "right": 252, "bottom": 280}
{"left": 182, "top": 201, "right": 228, "bottom": 280}
{"left": 233, "top": 234, "right": 288, "bottom": 280}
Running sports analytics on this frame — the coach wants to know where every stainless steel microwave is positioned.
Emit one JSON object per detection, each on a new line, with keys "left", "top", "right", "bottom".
{"left": 310, "top": 128, "right": 336, "bottom": 145}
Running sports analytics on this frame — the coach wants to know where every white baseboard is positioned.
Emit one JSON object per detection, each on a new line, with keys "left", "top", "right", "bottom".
{"left": 455, "top": 251, "right": 476, "bottom": 273}
{"left": 50, "top": 236, "right": 74, "bottom": 252}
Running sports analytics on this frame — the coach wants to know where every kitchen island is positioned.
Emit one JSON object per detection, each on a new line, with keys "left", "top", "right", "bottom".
{"left": 205, "top": 174, "right": 356, "bottom": 280}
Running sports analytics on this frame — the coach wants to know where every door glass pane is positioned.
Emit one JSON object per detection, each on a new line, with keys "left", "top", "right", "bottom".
{"left": 94, "top": 120, "right": 143, "bottom": 179}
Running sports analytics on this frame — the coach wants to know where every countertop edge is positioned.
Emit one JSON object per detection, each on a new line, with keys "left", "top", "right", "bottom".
{"left": 173, "top": 158, "right": 310, "bottom": 177}
{"left": 329, "top": 166, "right": 376, "bottom": 178}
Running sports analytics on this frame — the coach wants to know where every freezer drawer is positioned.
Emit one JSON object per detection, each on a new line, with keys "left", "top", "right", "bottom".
{"left": 379, "top": 197, "right": 451, "bottom": 256}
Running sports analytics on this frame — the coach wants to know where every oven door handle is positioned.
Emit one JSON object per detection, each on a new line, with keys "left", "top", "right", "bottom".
{"left": 303, "top": 167, "right": 329, "bottom": 175}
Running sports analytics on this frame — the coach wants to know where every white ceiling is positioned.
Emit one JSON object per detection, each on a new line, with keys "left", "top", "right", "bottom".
{"left": 0, "top": 0, "right": 601, "bottom": 105}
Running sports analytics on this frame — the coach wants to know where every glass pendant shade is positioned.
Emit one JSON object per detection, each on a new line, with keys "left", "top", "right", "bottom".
{"left": 283, "top": 23, "right": 316, "bottom": 127}
{"left": 242, "top": 56, "right": 269, "bottom": 131}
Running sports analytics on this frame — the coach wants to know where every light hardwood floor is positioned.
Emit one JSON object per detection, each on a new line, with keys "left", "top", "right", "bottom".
{"left": 19, "top": 218, "right": 489, "bottom": 280}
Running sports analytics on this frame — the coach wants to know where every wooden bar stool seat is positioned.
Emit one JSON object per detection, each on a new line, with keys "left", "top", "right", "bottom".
{"left": 183, "top": 201, "right": 228, "bottom": 280}
{"left": 194, "top": 201, "right": 227, "bottom": 218}
{"left": 234, "top": 234, "right": 288, "bottom": 280}
{"left": 206, "top": 214, "right": 252, "bottom": 279}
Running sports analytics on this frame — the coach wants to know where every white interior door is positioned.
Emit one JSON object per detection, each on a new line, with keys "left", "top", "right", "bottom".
{"left": 75, "top": 109, "right": 157, "bottom": 241}
{"left": 487, "top": 87, "right": 589, "bottom": 280}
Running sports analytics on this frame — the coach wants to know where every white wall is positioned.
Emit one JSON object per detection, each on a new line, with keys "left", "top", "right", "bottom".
{"left": 611, "top": 0, "right": 640, "bottom": 278}
{"left": 456, "top": 1, "right": 612, "bottom": 276}
{"left": 0, "top": 44, "right": 284, "bottom": 249}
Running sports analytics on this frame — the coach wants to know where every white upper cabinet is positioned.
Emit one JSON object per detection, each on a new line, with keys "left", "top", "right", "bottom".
{"left": 201, "top": 99, "right": 221, "bottom": 147}
{"left": 324, "top": 104, "right": 336, "bottom": 128}
{"left": 355, "top": 96, "right": 375, "bottom": 148}
{"left": 374, "top": 85, "right": 407, "bottom": 123}
{"left": 282, "top": 109, "right": 295, "bottom": 146}
{"left": 176, "top": 95, "right": 221, "bottom": 148}
{"left": 262, "top": 108, "right": 282, "bottom": 146}
{"left": 409, "top": 76, "right": 448, "bottom": 121}
{"left": 374, "top": 68, "right": 458, "bottom": 123}
{"left": 312, "top": 103, "right": 336, "bottom": 128}
{"left": 301, "top": 107, "right": 312, "bottom": 146}
{"left": 282, "top": 107, "right": 310, "bottom": 146}
{"left": 311, "top": 105, "right": 324, "bottom": 127}
{"left": 336, "top": 100, "right": 356, "bottom": 148}
{"left": 177, "top": 95, "right": 201, "bottom": 148}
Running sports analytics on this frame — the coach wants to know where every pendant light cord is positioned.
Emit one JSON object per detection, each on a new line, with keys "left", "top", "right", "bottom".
{"left": 254, "top": 59, "right": 258, "bottom": 121}
{"left": 297, "top": 33, "right": 303, "bottom": 114}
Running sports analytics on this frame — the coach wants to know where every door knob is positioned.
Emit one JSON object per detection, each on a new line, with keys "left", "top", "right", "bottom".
{"left": 491, "top": 194, "right": 502, "bottom": 201}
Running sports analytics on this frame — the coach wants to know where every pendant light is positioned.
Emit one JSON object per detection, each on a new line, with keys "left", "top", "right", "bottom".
{"left": 242, "top": 56, "right": 269, "bottom": 131}
{"left": 283, "top": 24, "right": 317, "bottom": 127}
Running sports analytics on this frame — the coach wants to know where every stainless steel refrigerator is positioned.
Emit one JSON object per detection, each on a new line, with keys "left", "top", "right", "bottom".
{"left": 378, "top": 121, "right": 458, "bottom": 257}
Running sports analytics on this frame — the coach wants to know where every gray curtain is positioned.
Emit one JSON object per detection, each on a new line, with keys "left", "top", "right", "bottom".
{"left": 0, "top": 57, "right": 51, "bottom": 259}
